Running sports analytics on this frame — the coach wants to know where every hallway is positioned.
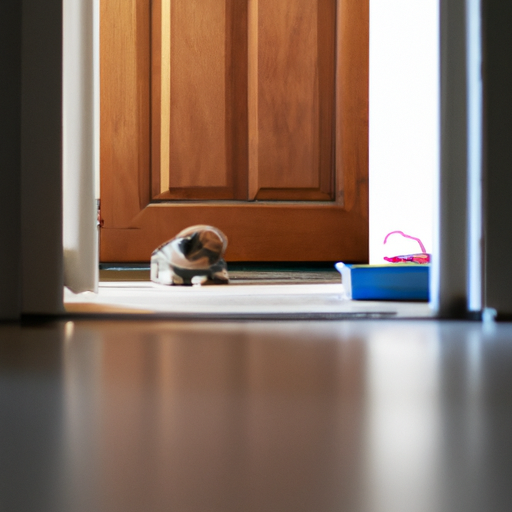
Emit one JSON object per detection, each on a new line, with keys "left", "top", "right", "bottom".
{"left": 1, "top": 318, "right": 512, "bottom": 511}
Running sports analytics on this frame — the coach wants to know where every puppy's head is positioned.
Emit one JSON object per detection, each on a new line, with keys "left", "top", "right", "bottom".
{"left": 177, "top": 225, "right": 228, "bottom": 266}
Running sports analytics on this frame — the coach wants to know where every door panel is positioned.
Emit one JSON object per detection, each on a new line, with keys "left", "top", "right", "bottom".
{"left": 100, "top": 0, "right": 369, "bottom": 262}
{"left": 170, "top": 0, "right": 228, "bottom": 190}
{"left": 248, "top": 0, "right": 335, "bottom": 201}
{"left": 160, "top": 0, "right": 249, "bottom": 200}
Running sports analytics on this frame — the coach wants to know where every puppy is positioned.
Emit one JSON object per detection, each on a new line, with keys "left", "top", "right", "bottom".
{"left": 151, "top": 225, "right": 229, "bottom": 285}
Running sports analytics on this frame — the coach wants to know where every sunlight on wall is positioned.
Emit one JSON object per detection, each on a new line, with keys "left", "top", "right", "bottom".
{"left": 369, "top": 1, "right": 439, "bottom": 264}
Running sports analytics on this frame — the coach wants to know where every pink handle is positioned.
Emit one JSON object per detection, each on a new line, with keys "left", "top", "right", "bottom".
{"left": 383, "top": 230, "right": 427, "bottom": 253}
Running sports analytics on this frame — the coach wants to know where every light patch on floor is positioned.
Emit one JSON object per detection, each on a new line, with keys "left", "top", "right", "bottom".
{"left": 64, "top": 281, "right": 433, "bottom": 319}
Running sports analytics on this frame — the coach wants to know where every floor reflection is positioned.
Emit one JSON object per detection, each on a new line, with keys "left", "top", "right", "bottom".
{"left": 61, "top": 321, "right": 367, "bottom": 512}
{"left": 362, "top": 323, "right": 442, "bottom": 512}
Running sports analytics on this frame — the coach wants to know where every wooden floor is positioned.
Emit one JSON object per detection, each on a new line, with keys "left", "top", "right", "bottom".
{"left": 1, "top": 317, "right": 512, "bottom": 511}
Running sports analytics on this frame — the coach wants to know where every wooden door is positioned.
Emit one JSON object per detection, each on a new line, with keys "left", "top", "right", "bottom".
{"left": 100, "top": 0, "right": 368, "bottom": 262}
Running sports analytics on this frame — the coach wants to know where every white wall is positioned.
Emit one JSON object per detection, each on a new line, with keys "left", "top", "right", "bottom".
{"left": 369, "top": 1, "right": 439, "bottom": 264}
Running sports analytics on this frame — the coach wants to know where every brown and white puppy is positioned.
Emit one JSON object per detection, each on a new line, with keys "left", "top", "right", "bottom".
{"left": 151, "top": 225, "right": 229, "bottom": 285}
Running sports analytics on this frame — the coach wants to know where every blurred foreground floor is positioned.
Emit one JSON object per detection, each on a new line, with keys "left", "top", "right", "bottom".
{"left": 1, "top": 318, "right": 512, "bottom": 512}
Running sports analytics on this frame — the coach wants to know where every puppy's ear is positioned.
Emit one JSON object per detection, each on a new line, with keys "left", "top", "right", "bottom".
{"left": 199, "top": 230, "right": 223, "bottom": 255}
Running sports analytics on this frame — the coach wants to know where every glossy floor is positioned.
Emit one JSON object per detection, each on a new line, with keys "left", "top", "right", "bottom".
{"left": 1, "top": 318, "right": 512, "bottom": 512}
